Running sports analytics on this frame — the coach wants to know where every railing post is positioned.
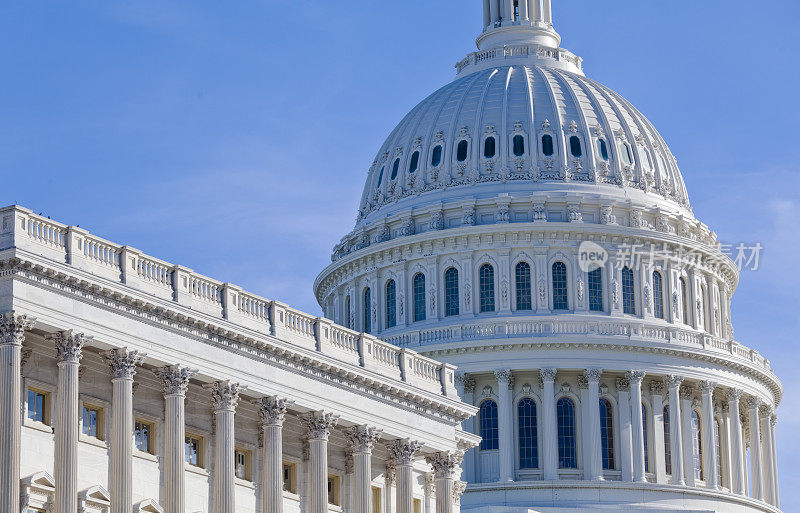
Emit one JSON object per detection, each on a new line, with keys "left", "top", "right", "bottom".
{"left": 172, "top": 266, "right": 194, "bottom": 306}
{"left": 222, "top": 283, "right": 242, "bottom": 323}
{"left": 269, "top": 301, "right": 288, "bottom": 339}
{"left": 65, "top": 226, "right": 89, "bottom": 270}
{"left": 440, "top": 363, "right": 458, "bottom": 398}
{"left": 315, "top": 317, "right": 332, "bottom": 353}
{"left": 399, "top": 348, "right": 417, "bottom": 384}
{"left": 120, "top": 247, "right": 142, "bottom": 288}
{"left": 357, "top": 334, "right": 369, "bottom": 368}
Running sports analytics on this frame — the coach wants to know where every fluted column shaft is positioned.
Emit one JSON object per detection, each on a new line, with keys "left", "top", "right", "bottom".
{"left": 540, "top": 369, "right": 558, "bottom": 480}
{"left": 616, "top": 377, "right": 633, "bottom": 482}
{"left": 260, "top": 397, "right": 292, "bottom": 513}
{"left": 747, "top": 398, "right": 763, "bottom": 500}
{"left": 389, "top": 440, "right": 422, "bottom": 513}
{"left": 760, "top": 408, "right": 775, "bottom": 505}
{"left": 628, "top": 371, "right": 647, "bottom": 482}
{"left": 426, "top": 453, "right": 460, "bottom": 513}
{"left": 727, "top": 389, "right": 745, "bottom": 494}
{"left": 494, "top": 369, "right": 514, "bottom": 482}
{"left": 54, "top": 331, "right": 87, "bottom": 513}
{"left": 770, "top": 416, "right": 780, "bottom": 508}
{"left": 0, "top": 312, "right": 34, "bottom": 513}
{"left": 210, "top": 382, "right": 243, "bottom": 513}
{"left": 649, "top": 383, "right": 667, "bottom": 485}
{"left": 103, "top": 349, "right": 145, "bottom": 513}
{"left": 584, "top": 369, "right": 603, "bottom": 481}
{"left": 666, "top": 377, "right": 685, "bottom": 486}
{"left": 303, "top": 412, "right": 340, "bottom": 513}
{"left": 155, "top": 365, "right": 197, "bottom": 513}
{"left": 680, "top": 389, "right": 695, "bottom": 487}
{"left": 700, "top": 382, "right": 718, "bottom": 489}
{"left": 346, "top": 426, "right": 381, "bottom": 513}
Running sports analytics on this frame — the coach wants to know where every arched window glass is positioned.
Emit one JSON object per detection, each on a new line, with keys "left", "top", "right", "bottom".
{"left": 691, "top": 410, "right": 703, "bottom": 480}
{"left": 363, "top": 288, "right": 371, "bottom": 333}
{"left": 515, "top": 262, "right": 532, "bottom": 311}
{"left": 600, "top": 399, "right": 615, "bottom": 470}
{"left": 385, "top": 280, "right": 396, "bottom": 329}
{"left": 457, "top": 140, "right": 469, "bottom": 162}
{"left": 552, "top": 261, "right": 568, "bottom": 310}
{"left": 391, "top": 158, "right": 400, "bottom": 180}
{"left": 479, "top": 264, "right": 496, "bottom": 313}
{"left": 479, "top": 400, "right": 499, "bottom": 450}
{"left": 408, "top": 151, "right": 419, "bottom": 173}
{"left": 345, "top": 296, "right": 351, "bottom": 330}
{"left": 642, "top": 403, "right": 650, "bottom": 472}
{"left": 484, "top": 137, "right": 496, "bottom": 158}
{"left": 513, "top": 134, "right": 525, "bottom": 156}
{"left": 622, "top": 266, "right": 636, "bottom": 315}
{"left": 444, "top": 268, "right": 460, "bottom": 317}
{"left": 376, "top": 167, "right": 384, "bottom": 188}
{"left": 557, "top": 397, "right": 577, "bottom": 468}
{"left": 652, "top": 271, "right": 665, "bottom": 319}
{"left": 541, "top": 134, "right": 554, "bottom": 156}
{"left": 663, "top": 405, "right": 671, "bottom": 475}
{"left": 620, "top": 142, "right": 633, "bottom": 166}
{"left": 413, "top": 273, "right": 426, "bottom": 322}
{"left": 569, "top": 136, "right": 582, "bottom": 158}
{"left": 680, "top": 277, "right": 690, "bottom": 325}
{"left": 588, "top": 267, "right": 603, "bottom": 312}
{"left": 431, "top": 145, "right": 443, "bottom": 167}
{"left": 518, "top": 398, "right": 538, "bottom": 469}
{"left": 597, "top": 138, "right": 609, "bottom": 161}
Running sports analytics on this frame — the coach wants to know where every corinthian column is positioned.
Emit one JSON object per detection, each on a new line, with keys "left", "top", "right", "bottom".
{"left": 628, "top": 371, "right": 647, "bottom": 482}
{"left": 53, "top": 330, "right": 89, "bottom": 513}
{"left": 389, "top": 439, "right": 424, "bottom": 513}
{"left": 301, "top": 411, "right": 340, "bottom": 513}
{"left": 494, "top": 369, "right": 514, "bottom": 482}
{"left": 759, "top": 405, "right": 775, "bottom": 505}
{"left": 665, "top": 376, "right": 685, "bottom": 486}
{"left": 540, "top": 368, "right": 558, "bottom": 480}
{"left": 425, "top": 452, "right": 461, "bottom": 513}
{"left": 727, "top": 389, "right": 745, "bottom": 494}
{"left": 0, "top": 312, "right": 34, "bottom": 513}
{"left": 209, "top": 381, "right": 245, "bottom": 513}
{"left": 259, "top": 397, "right": 293, "bottom": 513}
{"left": 770, "top": 414, "right": 780, "bottom": 508}
{"left": 616, "top": 376, "right": 633, "bottom": 481}
{"left": 154, "top": 365, "right": 198, "bottom": 513}
{"left": 699, "top": 381, "right": 718, "bottom": 489}
{"left": 102, "top": 348, "right": 146, "bottom": 513}
{"left": 746, "top": 397, "right": 763, "bottom": 500}
{"left": 583, "top": 369, "right": 603, "bottom": 481}
{"left": 345, "top": 426, "right": 382, "bottom": 513}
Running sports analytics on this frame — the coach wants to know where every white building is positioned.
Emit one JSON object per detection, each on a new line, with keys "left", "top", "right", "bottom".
{"left": 314, "top": 1, "right": 782, "bottom": 512}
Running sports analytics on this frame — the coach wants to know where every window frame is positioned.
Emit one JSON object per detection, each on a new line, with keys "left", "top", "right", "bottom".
{"left": 390, "top": 158, "right": 400, "bottom": 180}
{"left": 363, "top": 287, "right": 372, "bottom": 333}
{"left": 81, "top": 402, "right": 105, "bottom": 441}
{"left": 483, "top": 136, "right": 496, "bottom": 159}
{"left": 600, "top": 398, "right": 615, "bottom": 470}
{"left": 551, "top": 261, "right": 569, "bottom": 311}
{"left": 430, "top": 145, "right": 443, "bottom": 168}
{"left": 517, "top": 397, "right": 539, "bottom": 470}
{"left": 596, "top": 138, "right": 610, "bottom": 161}
{"left": 652, "top": 270, "right": 665, "bottom": 319}
{"left": 26, "top": 386, "right": 50, "bottom": 427}
{"left": 408, "top": 151, "right": 420, "bottom": 174}
{"left": 514, "top": 261, "right": 533, "bottom": 311}
{"left": 479, "top": 399, "right": 499, "bottom": 451}
{"left": 234, "top": 446, "right": 254, "bottom": 482}
{"left": 444, "top": 267, "right": 460, "bottom": 317}
{"left": 621, "top": 266, "right": 636, "bottom": 315}
{"left": 556, "top": 396, "right": 578, "bottom": 469}
{"left": 134, "top": 418, "right": 155, "bottom": 455}
{"left": 283, "top": 460, "right": 299, "bottom": 494}
{"left": 478, "top": 263, "right": 496, "bottom": 313}
{"left": 412, "top": 273, "right": 426, "bottom": 323}
{"left": 184, "top": 433, "right": 205, "bottom": 469}
{"left": 541, "top": 134, "right": 554, "bottom": 157}
{"left": 512, "top": 134, "right": 526, "bottom": 157}
{"left": 385, "top": 279, "right": 397, "bottom": 329}
{"left": 456, "top": 140, "right": 469, "bottom": 162}
{"left": 327, "top": 473, "right": 342, "bottom": 506}
{"left": 588, "top": 267, "right": 604, "bottom": 312}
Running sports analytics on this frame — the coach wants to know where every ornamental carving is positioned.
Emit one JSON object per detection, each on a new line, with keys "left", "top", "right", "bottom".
{"left": 615, "top": 376, "right": 630, "bottom": 391}
{"left": 612, "top": 280, "right": 620, "bottom": 308}
{"left": 699, "top": 380, "right": 717, "bottom": 395}
{"left": 453, "top": 480, "right": 467, "bottom": 505}
{"left": 664, "top": 375, "right": 684, "bottom": 389}
{"left": 576, "top": 279, "right": 584, "bottom": 302}
{"left": 679, "top": 385, "right": 695, "bottom": 401}
{"left": 495, "top": 204, "right": 510, "bottom": 223}
{"left": 584, "top": 368, "right": 602, "bottom": 383}
{"left": 494, "top": 369, "right": 512, "bottom": 386}
{"left": 744, "top": 396, "right": 762, "bottom": 411}
{"left": 387, "top": 439, "right": 424, "bottom": 465}
{"left": 429, "top": 289, "right": 436, "bottom": 312}
{"left": 531, "top": 202, "right": 547, "bottom": 222}
{"left": 210, "top": 381, "right": 245, "bottom": 412}
{"left": 501, "top": 280, "right": 509, "bottom": 306}
{"left": 257, "top": 396, "right": 293, "bottom": 426}
{"left": 627, "top": 370, "right": 646, "bottom": 384}
{"left": 345, "top": 425, "right": 382, "bottom": 453}
{"left": 101, "top": 348, "right": 146, "bottom": 381}
{"left": 568, "top": 204, "right": 582, "bottom": 223}
{"left": 429, "top": 211, "right": 444, "bottom": 231}
{"left": 726, "top": 388, "right": 744, "bottom": 401}
{"left": 425, "top": 451, "right": 461, "bottom": 479}
{"left": 539, "top": 368, "right": 557, "bottom": 382}
{"left": 0, "top": 311, "right": 35, "bottom": 346}
{"left": 649, "top": 380, "right": 665, "bottom": 396}
{"left": 464, "top": 283, "right": 471, "bottom": 306}
{"left": 301, "top": 411, "right": 339, "bottom": 439}
{"left": 153, "top": 365, "right": 198, "bottom": 396}
{"left": 599, "top": 206, "right": 616, "bottom": 225}
{"left": 52, "top": 331, "right": 90, "bottom": 364}
{"left": 577, "top": 375, "right": 588, "bottom": 389}
{"left": 462, "top": 207, "right": 475, "bottom": 226}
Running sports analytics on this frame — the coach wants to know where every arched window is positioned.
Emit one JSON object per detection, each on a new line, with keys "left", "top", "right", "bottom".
{"left": 413, "top": 273, "right": 426, "bottom": 322}
{"left": 513, "top": 134, "right": 525, "bottom": 156}
{"left": 457, "top": 140, "right": 469, "bottom": 162}
{"left": 691, "top": 410, "right": 703, "bottom": 480}
{"left": 557, "top": 397, "right": 577, "bottom": 468}
{"left": 431, "top": 145, "right": 443, "bottom": 167}
{"left": 600, "top": 398, "right": 615, "bottom": 470}
{"left": 363, "top": 288, "right": 371, "bottom": 333}
{"left": 642, "top": 403, "right": 650, "bottom": 472}
{"left": 552, "top": 261, "right": 568, "bottom": 310}
{"left": 408, "top": 151, "right": 420, "bottom": 174}
{"left": 541, "top": 134, "right": 554, "bottom": 156}
{"left": 515, "top": 262, "right": 532, "bottom": 311}
{"left": 518, "top": 398, "right": 538, "bottom": 469}
{"left": 653, "top": 271, "right": 664, "bottom": 319}
{"left": 588, "top": 267, "right": 603, "bottom": 312}
{"left": 376, "top": 167, "right": 384, "bottom": 188}
{"left": 444, "top": 268, "right": 460, "bottom": 317}
{"left": 484, "top": 137, "right": 496, "bottom": 158}
{"left": 596, "top": 139, "right": 609, "bottom": 161}
{"left": 680, "top": 277, "right": 690, "bottom": 325}
{"left": 391, "top": 158, "right": 400, "bottom": 180}
{"left": 663, "top": 405, "right": 671, "bottom": 475}
{"left": 620, "top": 142, "right": 633, "bottom": 166}
{"left": 479, "top": 264, "right": 496, "bottom": 313}
{"left": 385, "top": 280, "right": 396, "bottom": 329}
{"left": 622, "top": 266, "right": 636, "bottom": 315}
{"left": 569, "top": 136, "right": 582, "bottom": 158}
{"left": 479, "top": 400, "right": 499, "bottom": 451}
{"left": 345, "top": 296, "right": 351, "bottom": 330}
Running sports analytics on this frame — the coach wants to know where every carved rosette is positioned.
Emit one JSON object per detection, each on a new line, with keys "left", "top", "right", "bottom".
{"left": 539, "top": 368, "right": 557, "bottom": 382}
{"left": 344, "top": 425, "right": 382, "bottom": 454}
{"left": 301, "top": 411, "right": 339, "bottom": 440}
{"left": 664, "top": 375, "right": 684, "bottom": 390}
{"left": 615, "top": 376, "right": 631, "bottom": 392}
{"left": 153, "top": 365, "right": 198, "bottom": 397}
{"left": 584, "top": 368, "right": 602, "bottom": 384}
{"left": 257, "top": 396, "right": 293, "bottom": 427}
{"left": 52, "top": 330, "right": 90, "bottom": 364}
{"left": 0, "top": 311, "right": 35, "bottom": 346}
{"left": 101, "top": 348, "right": 146, "bottom": 381}
{"left": 425, "top": 451, "right": 461, "bottom": 479}
{"left": 387, "top": 439, "right": 424, "bottom": 466}
{"left": 209, "top": 381, "right": 245, "bottom": 412}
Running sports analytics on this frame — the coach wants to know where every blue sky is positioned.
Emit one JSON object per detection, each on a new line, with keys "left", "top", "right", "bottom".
{"left": 2, "top": 0, "right": 799, "bottom": 503}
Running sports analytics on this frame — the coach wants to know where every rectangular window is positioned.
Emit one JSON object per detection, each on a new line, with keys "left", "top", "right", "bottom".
{"left": 235, "top": 448, "right": 252, "bottom": 481}
{"left": 134, "top": 420, "right": 153, "bottom": 454}
{"left": 82, "top": 404, "right": 103, "bottom": 440}
{"left": 588, "top": 268, "right": 603, "bottom": 312}
{"left": 371, "top": 487, "right": 382, "bottom": 513}
{"left": 327, "top": 474, "right": 341, "bottom": 506}
{"left": 185, "top": 435, "right": 203, "bottom": 467}
{"left": 27, "top": 389, "right": 48, "bottom": 424}
{"left": 283, "top": 462, "right": 297, "bottom": 493}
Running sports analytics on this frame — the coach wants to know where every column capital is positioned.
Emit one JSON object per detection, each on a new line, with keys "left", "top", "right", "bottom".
{"left": 539, "top": 368, "right": 557, "bottom": 382}
{"left": 385, "top": 461, "right": 396, "bottom": 485}
{"left": 153, "top": 365, "right": 198, "bottom": 397}
{"left": 101, "top": 348, "right": 146, "bottom": 380}
{"left": 664, "top": 374, "right": 684, "bottom": 389}
{"left": 758, "top": 404, "right": 773, "bottom": 418}
{"left": 301, "top": 411, "right": 339, "bottom": 440}
{"left": 387, "top": 439, "right": 424, "bottom": 466}
{"left": 423, "top": 472, "right": 435, "bottom": 494}
{"left": 494, "top": 369, "right": 512, "bottom": 386}
{"left": 745, "top": 396, "right": 762, "bottom": 412}
{"left": 584, "top": 368, "right": 602, "bottom": 384}
{"left": 649, "top": 380, "right": 665, "bottom": 396}
{"left": 680, "top": 385, "right": 695, "bottom": 401}
{"left": 0, "top": 311, "right": 35, "bottom": 346}
{"left": 455, "top": 372, "right": 476, "bottom": 394}
{"left": 726, "top": 388, "right": 744, "bottom": 402}
{"left": 453, "top": 481, "right": 466, "bottom": 506}
{"left": 207, "top": 381, "right": 245, "bottom": 412}
{"left": 615, "top": 376, "right": 630, "bottom": 392}
{"left": 699, "top": 380, "right": 718, "bottom": 395}
{"left": 257, "top": 396, "right": 294, "bottom": 426}
{"left": 771, "top": 413, "right": 777, "bottom": 427}
{"left": 344, "top": 425, "right": 382, "bottom": 453}
{"left": 425, "top": 452, "right": 462, "bottom": 479}
{"left": 51, "top": 330, "right": 90, "bottom": 364}
{"left": 626, "top": 370, "right": 646, "bottom": 385}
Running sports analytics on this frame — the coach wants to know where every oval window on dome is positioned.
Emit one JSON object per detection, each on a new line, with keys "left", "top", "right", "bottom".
{"left": 638, "top": 146, "right": 652, "bottom": 171}
{"left": 620, "top": 142, "right": 633, "bottom": 166}
{"left": 457, "top": 140, "right": 469, "bottom": 162}
{"left": 513, "top": 135, "right": 525, "bottom": 157}
{"left": 569, "top": 136, "right": 582, "bottom": 158}
{"left": 596, "top": 139, "right": 609, "bottom": 161}
{"left": 409, "top": 151, "right": 420, "bottom": 174}
{"left": 541, "top": 134, "right": 554, "bottom": 156}
{"left": 657, "top": 153, "right": 667, "bottom": 173}
{"left": 376, "top": 167, "right": 384, "bottom": 188}
{"left": 391, "top": 158, "right": 400, "bottom": 180}
{"left": 484, "top": 137, "right": 496, "bottom": 158}
{"left": 431, "top": 145, "right": 443, "bottom": 167}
